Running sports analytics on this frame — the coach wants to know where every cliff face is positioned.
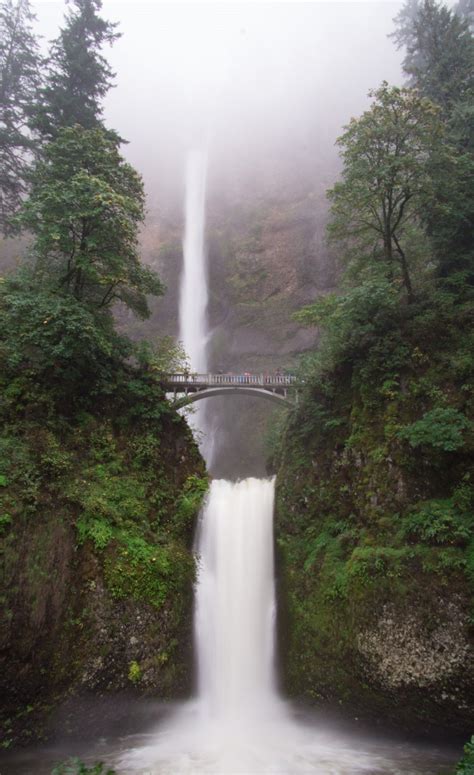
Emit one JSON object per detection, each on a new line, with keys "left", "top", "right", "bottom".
{"left": 123, "top": 159, "right": 338, "bottom": 477}
{"left": 0, "top": 397, "right": 206, "bottom": 747}
{"left": 274, "top": 355, "right": 474, "bottom": 736}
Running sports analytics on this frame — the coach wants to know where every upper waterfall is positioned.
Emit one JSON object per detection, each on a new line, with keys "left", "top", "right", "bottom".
{"left": 179, "top": 149, "right": 208, "bottom": 374}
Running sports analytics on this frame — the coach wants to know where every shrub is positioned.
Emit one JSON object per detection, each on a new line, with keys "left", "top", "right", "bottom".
{"left": 398, "top": 407, "right": 471, "bottom": 452}
{"left": 455, "top": 736, "right": 474, "bottom": 774}
{"left": 52, "top": 759, "right": 115, "bottom": 775}
{"left": 402, "top": 499, "right": 472, "bottom": 546}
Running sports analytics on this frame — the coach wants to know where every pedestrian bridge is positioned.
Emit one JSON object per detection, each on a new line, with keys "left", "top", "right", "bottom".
{"left": 163, "top": 373, "right": 300, "bottom": 407}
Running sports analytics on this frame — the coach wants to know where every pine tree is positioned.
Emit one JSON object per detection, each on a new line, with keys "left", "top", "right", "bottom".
{"left": 31, "top": 0, "right": 120, "bottom": 141}
{"left": 392, "top": 0, "right": 474, "bottom": 116}
{"left": 0, "top": 0, "right": 40, "bottom": 234}
{"left": 455, "top": 0, "right": 474, "bottom": 33}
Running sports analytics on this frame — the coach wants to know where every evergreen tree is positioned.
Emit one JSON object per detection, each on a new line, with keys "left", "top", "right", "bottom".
{"left": 392, "top": 0, "right": 474, "bottom": 116}
{"left": 455, "top": 0, "right": 474, "bottom": 33}
{"left": 0, "top": 0, "right": 40, "bottom": 234}
{"left": 31, "top": 0, "right": 120, "bottom": 141}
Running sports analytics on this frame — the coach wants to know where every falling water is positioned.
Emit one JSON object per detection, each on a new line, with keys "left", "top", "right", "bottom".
{"left": 179, "top": 148, "right": 208, "bottom": 373}
{"left": 178, "top": 147, "right": 217, "bottom": 463}
{"left": 195, "top": 478, "right": 278, "bottom": 719}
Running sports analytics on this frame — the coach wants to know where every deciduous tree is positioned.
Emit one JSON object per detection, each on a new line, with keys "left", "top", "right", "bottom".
{"left": 328, "top": 83, "right": 444, "bottom": 301}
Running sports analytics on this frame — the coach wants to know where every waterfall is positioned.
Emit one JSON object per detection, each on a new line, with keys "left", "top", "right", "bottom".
{"left": 178, "top": 148, "right": 216, "bottom": 461}
{"left": 195, "top": 478, "right": 278, "bottom": 719}
{"left": 179, "top": 148, "right": 208, "bottom": 374}
{"left": 120, "top": 478, "right": 395, "bottom": 773}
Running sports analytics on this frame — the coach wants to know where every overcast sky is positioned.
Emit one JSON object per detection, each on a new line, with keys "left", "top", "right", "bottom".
{"left": 33, "top": 1, "right": 406, "bottom": 210}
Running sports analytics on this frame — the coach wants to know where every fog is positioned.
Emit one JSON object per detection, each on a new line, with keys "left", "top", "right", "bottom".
{"left": 33, "top": 1, "right": 405, "bottom": 213}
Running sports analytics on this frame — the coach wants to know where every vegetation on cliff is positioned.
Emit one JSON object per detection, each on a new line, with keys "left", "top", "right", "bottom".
{"left": 0, "top": 0, "right": 206, "bottom": 749}
{"left": 274, "top": 0, "right": 474, "bottom": 734}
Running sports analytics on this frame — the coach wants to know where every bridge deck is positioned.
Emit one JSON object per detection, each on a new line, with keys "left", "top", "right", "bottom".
{"left": 164, "top": 373, "right": 298, "bottom": 389}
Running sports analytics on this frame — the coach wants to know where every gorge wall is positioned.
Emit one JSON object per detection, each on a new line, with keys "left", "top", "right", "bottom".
{"left": 0, "top": 389, "right": 206, "bottom": 747}
{"left": 123, "top": 148, "right": 338, "bottom": 476}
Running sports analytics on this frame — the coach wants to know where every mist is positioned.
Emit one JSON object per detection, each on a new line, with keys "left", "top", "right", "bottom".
{"left": 33, "top": 1, "right": 404, "bottom": 213}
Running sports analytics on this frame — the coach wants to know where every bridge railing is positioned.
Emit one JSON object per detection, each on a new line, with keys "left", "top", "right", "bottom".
{"left": 165, "top": 373, "right": 297, "bottom": 386}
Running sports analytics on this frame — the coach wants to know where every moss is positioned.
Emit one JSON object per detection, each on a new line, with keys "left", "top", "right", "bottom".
{"left": 128, "top": 661, "right": 141, "bottom": 683}
{"left": 274, "top": 316, "right": 474, "bottom": 734}
{"left": 0, "top": 381, "right": 206, "bottom": 746}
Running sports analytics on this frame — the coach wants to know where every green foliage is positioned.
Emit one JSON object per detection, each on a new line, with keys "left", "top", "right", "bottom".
{"left": 328, "top": 82, "right": 444, "bottom": 300}
{"left": 398, "top": 407, "right": 471, "bottom": 451}
{"left": 31, "top": 0, "right": 120, "bottom": 141}
{"left": 76, "top": 517, "right": 113, "bottom": 550}
{"left": 392, "top": 0, "right": 474, "bottom": 116}
{"left": 18, "top": 126, "right": 164, "bottom": 317}
{"left": 174, "top": 475, "right": 209, "bottom": 532}
{"left": 454, "top": 736, "right": 474, "bottom": 774}
{"left": 104, "top": 536, "right": 190, "bottom": 609}
{"left": 0, "top": 513, "right": 12, "bottom": 533}
{"left": 402, "top": 496, "right": 473, "bottom": 545}
{"left": 0, "top": 270, "right": 129, "bottom": 398}
{"left": 128, "top": 660, "right": 141, "bottom": 683}
{"left": 52, "top": 759, "right": 115, "bottom": 775}
{"left": 295, "top": 279, "right": 401, "bottom": 371}
{"left": 392, "top": 0, "right": 474, "bottom": 272}
{"left": 135, "top": 336, "right": 189, "bottom": 376}
{"left": 75, "top": 467, "right": 147, "bottom": 528}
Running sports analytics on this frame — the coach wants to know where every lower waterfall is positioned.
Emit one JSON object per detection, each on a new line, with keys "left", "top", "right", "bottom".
{"left": 195, "top": 478, "right": 277, "bottom": 719}
{"left": 119, "top": 478, "right": 432, "bottom": 774}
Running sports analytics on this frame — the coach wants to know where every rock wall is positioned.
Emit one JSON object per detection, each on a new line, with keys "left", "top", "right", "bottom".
{"left": 0, "top": 403, "right": 206, "bottom": 747}
{"left": 123, "top": 156, "right": 338, "bottom": 477}
{"left": 274, "top": 373, "right": 474, "bottom": 737}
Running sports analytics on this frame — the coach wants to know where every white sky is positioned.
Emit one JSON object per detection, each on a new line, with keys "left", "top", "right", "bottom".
{"left": 32, "top": 1, "right": 406, "bottom": 206}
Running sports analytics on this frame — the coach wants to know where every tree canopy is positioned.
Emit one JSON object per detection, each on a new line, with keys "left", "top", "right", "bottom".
{"left": 31, "top": 0, "right": 120, "bottom": 141}
{"left": 393, "top": 0, "right": 474, "bottom": 275}
{"left": 392, "top": 0, "right": 474, "bottom": 116}
{"left": 327, "top": 83, "right": 444, "bottom": 301}
{"left": 19, "top": 125, "right": 164, "bottom": 317}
